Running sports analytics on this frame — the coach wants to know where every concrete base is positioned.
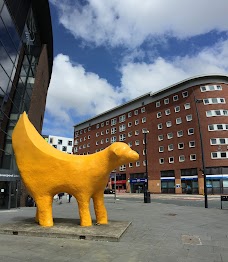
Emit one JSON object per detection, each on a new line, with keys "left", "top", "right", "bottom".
{"left": 0, "top": 218, "right": 131, "bottom": 242}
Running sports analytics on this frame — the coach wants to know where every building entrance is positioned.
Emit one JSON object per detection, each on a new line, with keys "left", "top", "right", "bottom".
{"left": 0, "top": 181, "right": 20, "bottom": 209}
{"left": 181, "top": 180, "right": 199, "bottom": 194}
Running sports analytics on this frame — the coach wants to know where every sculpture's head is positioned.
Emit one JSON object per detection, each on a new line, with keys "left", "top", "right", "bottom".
{"left": 109, "top": 142, "right": 139, "bottom": 166}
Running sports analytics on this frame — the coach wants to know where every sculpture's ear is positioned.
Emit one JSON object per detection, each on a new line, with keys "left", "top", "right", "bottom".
{"left": 113, "top": 144, "right": 124, "bottom": 157}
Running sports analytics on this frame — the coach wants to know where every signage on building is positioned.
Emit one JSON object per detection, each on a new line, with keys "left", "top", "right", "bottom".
{"left": 130, "top": 178, "right": 146, "bottom": 183}
{"left": 0, "top": 169, "right": 20, "bottom": 181}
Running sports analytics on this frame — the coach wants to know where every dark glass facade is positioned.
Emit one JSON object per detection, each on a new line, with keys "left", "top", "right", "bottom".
{"left": 0, "top": 0, "right": 53, "bottom": 209}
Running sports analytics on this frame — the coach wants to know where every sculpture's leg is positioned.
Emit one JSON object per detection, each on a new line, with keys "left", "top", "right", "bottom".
{"left": 35, "top": 195, "right": 53, "bottom": 227}
{"left": 93, "top": 192, "right": 108, "bottom": 224}
{"left": 35, "top": 207, "right": 39, "bottom": 223}
{"left": 77, "top": 197, "right": 92, "bottom": 226}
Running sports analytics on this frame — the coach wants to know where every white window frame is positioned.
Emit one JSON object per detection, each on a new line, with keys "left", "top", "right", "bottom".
{"left": 168, "top": 144, "right": 173, "bottom": 151}
{"left": 135, "top": 119, "right": 139, "bottom": 125}
{"left": 182, "top": 91, "right": 188, "bottom": 98}
{"left": 166, "top": 121, "right": 172, "bottom": 128}
{"left": 119, "top": 134, "right": 126, "bottom": 141}
{"left": 158, "top": 135, "right": 164, "bottom": 141}
{"left": 136, "top": 161, "right": 140, "bottom": 167}
{"left": 189, "top": 141, "right": 195, "bottom": 148}
{"left": 176, "top": 117, "right": 182, "bottom": 125}
{"left": 165, "top": 109, "right": 171, "bottom": 116}
{"left": 188, "top": 128, "right": 194, "bottom": 135}
{"left": 164, "top": 98, "right": 169, "bottom": 105}
{"left": 135, "top": 130, "right": 139, "bottom": 136}
{"left": 169, "top": 157, "right": 174, "bottom": 163}
{"left": 134, "top": 110, "right": 138, "bottom": 115}
{"left": 174, "top": 106, "right": 180, "bottom": 112}
{"left": 141, "top": 107, "right": 146, "bottom": 113}
{"left": 167, "top": 133, "right": 173, "bottom": 139}
{"left": 119, "top": 115, "right": 126, "bottom": 123}
{"left": 111, "top": 136, "right": 117, "bottom": 143}
{"left": 135, "top": 140, "right": 140, "bottom": 146}
{"left": 186, "top": 115, "right": 192, "bottom": 122}
{"left": 111, "top": 118, "right": 117, "bottom": 126}
{"left": 128, "top": 112, "right": 132, "bottom": 118}
{"left": 156, "top": 101, "right": 161, "bottom": 107}
{"left": 179, "top": 155, "right": 185, "bottom": 162}
{"left": 158, "top": 123, "right": 163, "bottom": 130}
{"left": 190, "top": 154, "right": 196, "bottom": 161}
{"left": 208, "top": 124, "right": 228, "bottom": 131}
{"left": 159, "top": 146, "right": 164, "bottom": 152}
{"left": 157, "top": 112, "right": 162, "bottom": 118}
{"left": 178, "top": 143, "right": 184, "bottom": 149}
{"left": 142, "top": 117, "right": 146, "bottom": 123}
{"left": 200, "top": 85, "right": 222, "bottom": 92}
{"left": 159, "top": 158, "right": 164, "bottom": 164}
{"left": 173, "top": 95, "right": 179, "bottom": 101}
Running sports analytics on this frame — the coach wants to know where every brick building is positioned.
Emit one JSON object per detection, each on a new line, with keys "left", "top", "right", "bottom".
{"left": 0, "top": 0, "right": 53, "bottom": 209}
{"left": 73, "top": 75, "right": 228, "bottom": 195}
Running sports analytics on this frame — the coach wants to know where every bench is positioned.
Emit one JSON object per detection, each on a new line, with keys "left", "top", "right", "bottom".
{"left": 221, "top": 195, "right": 228, "bottom": 209}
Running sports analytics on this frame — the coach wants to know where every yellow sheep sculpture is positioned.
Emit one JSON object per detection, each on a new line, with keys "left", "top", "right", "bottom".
{"left": 12, "top": 113, "right": 139, "bottom": 227}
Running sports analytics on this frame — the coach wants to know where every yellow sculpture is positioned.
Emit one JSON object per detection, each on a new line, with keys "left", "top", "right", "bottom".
{"left": 12, "top": 113, "right": 139, "bottom": 227}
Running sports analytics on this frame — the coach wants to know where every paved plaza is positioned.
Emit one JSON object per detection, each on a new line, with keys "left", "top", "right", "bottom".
{"left": 0, "top": 194, "right": 228, "bottom": 262}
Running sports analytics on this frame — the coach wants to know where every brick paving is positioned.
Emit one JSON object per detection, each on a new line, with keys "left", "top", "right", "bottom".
{"left": 0, "top": 194, "right": 228, "bottom": 262}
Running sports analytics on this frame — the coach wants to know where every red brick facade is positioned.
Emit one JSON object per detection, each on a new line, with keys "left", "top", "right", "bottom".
{"left": 73, "top": 75, "right": 228, "bottom": 195}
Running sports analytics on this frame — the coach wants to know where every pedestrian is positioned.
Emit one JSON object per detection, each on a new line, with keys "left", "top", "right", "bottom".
{"left": 68, "top": 194, "right": 72, "bottom": 203}
{"left": 58, "top": 192, "right": 64, "bottom": 204}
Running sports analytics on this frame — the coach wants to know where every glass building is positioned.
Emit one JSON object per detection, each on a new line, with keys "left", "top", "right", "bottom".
{"left": 0, "top": 0, "right": 53, "bottom": 209}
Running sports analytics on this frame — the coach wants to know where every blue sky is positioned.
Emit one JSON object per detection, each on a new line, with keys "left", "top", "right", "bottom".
{"left": 42, "top": 0, "right": 228, "bottom": 138}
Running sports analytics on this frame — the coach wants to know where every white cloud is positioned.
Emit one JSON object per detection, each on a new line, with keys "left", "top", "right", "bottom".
{"left": 46, "top": 54, "right": 122, "bottom": 124}
{"left": 51, "top": 0, "right": 228, "bottom": 48}
{"left": 46, "top": 40, "right": 228, "bottom": 135}
{"left": 119, "top": 40, "right": 228, "bottom": 99}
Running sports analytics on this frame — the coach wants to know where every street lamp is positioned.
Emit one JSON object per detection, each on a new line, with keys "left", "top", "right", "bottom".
{"left": 143, "top": 129, "right": 151, "bottom": 203}
{"left": 194, "top": 98, "right": 208, "bottom": 208}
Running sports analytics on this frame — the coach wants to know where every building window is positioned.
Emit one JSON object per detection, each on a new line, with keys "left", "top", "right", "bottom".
{"left": 174, "top": 106, "right": 180, "bottom": 112}
{"left": 49, "top": 138, "right": 53, "bottom": 144}
{"left": 96, "top": 132, "right": 99, "bottom": 137}
{"left": 128, "top": 122, "right": 132, "bottom": 127}
{"left": 111, "top": 136, "right": 117, "bottom": 143}
{"left": 111, "top": 118, "right": 117, "bottom": 126}
{"left": 88, "top": 135, "right": 90, "bottom": 139}
{"left": 135, "top": 119, "right": 139, "bottom": 125}
{"left": 96, "top": 124, "right": 100, "bottom": 129}
{"left": 178, "top": 143, "right": 184, "bottom": 149}
{"left": 176, "top": 117, "right": 182, "bottom": 125}
{"left": 129, "top": 163, "right": 133, "bottom": 168}
{"left": 158, "top": 123, "right": 163, "bottom": 129}
{"left": 87, "top": 143, "right": 90, "bottom": 147}
{"left": 106, "top": 120, "right": 109, "bottom": 125}
{"left": 135, "top": 140, "right": 140, "bottom": 146}
{"left": 101, "top": 131, "right": 104, "bottom": 135}
{"left": 58, "top": 139, "right": 62, "bottom": 145}
{"left": 188, "top": 128, "right": 194, "bottom": 135}
{"left": 134, "top": 110, "right": 138, "bottom": 115}
{"left": 136, "top": 161, "right": 140, "bottom": 167}
{"left": 159, "top": 146, "right": 164, "bottom": 152}
{"left": 101, "top": 122, "right": 104, "bottom": 127}
{"left": 157, "top": 112, "right": 162, "bottom": 118}
{"left": 190, "top": 154, "right": 196, "bottom": 161}
{"left": 106, "top": 138, "right": 109, "bottom": 143}
{"left": 119, "top": 124, "right": 126, "bottom": 132}
{"left": 164, "top": 98, "right": 169, "bottom": 104}
{"left": 119, "top": 134, "right": 126, "bottom": 141}
{"left": 186, "top": 115, "right": 192, "bottom": 122}
{"left": 141, "top": 107, "right": 145, "bottom": 113}
{"left": 119, "top": 115, "right": 126, "bottom": 123}
{"left": 206, "top": 110, "right": 228, "bottom": 117}
{"left": 158, "top": 135, "right": 164, "bottom": 141}
{"left": 128, "top": 112, "right": 132, "bottom": 118}
{"left": 182, "top": 91, "right": 188, "bottom": 98}
{"left": 84, "top": 136, "right": 86, "bottom": 141}
{"left": 101, "top": 139, "right": 104, "bottom": 144}
{"left": 128, "top": 131, "right": 132, "bottom": 137}
{"left": 135, "top": 130, "right": 139, "bottom": 136}
{"left": 80, "top": 130, "right": 83, "bottom": 134}
{"left": 203, "top": 98, "right": 225, "bottom": 105}
{"left": 142, "top": 117, "right": 146, "bottom": 123}
{"left": 210, "top": 138, "right": 228, "bottom": 145}
{"left": 62, "top": 146, "right": 67, "bottom": 152}
{"left": 200, "top": 85, "right": 222, "bottom": 92}
{"left": 106, "top": 129, "right": 109, "bottom": 134}
{"left": 179, "top": 155, "right": 185, "bottom": 162}
{"left": 159, "top": 158, "right": 164, "bottom": 164}
{"left": 189, "top": 141, "right": 195, "bottom": 148}
{"left": 208, "top": 124, "right": 228, "bottom": 131}
{"left": 165, "top": 109, "right": 171, "bottom": 115}
{"left": 169, "top": 157, "right": 174, "bottom": 163}
{"left": 156, "top": 101, "right": 161, "bottom": 107}
{"left": 119, "top": 165, "right": 126, "bottom": 171}
{"left": 173, "top": 95, "right": 179, "bottom": 101}
{"left": 128, "top": 142, "right": 132, "bottom": 147}
{"left": 96, "top": 141, "right": 99, "bottom": 146}
{"left": 177, "top": 130, "right": 183, "bottom": 137}
{"left": 167, "top": 133, "right": 173, "bottom": 139}
{"left": 211, "top": 151, "right": 228, "bottom": 159}
{"left": 166, "top": 121, "right": 172, "bottom": 127}
{"left": 88, "top": 127, "right": 91, "bottom": 131}
{"left": 168, "top": 144, "right": 173, "bottom": 151}
{"left": 111, "top": 127, "right": 117, "bottom": 134}
{"left": 68, "top": 141, "right": 72, "bottom": 146}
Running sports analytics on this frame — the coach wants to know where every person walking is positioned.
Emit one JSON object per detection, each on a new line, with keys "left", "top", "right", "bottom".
{"left": 68, "top": 194, "right": 72, "bottom": 203}
{"left": 58, "top": 192, "right": 64, "bottom": 204}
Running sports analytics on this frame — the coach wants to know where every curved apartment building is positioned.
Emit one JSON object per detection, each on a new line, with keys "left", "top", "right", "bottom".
{"left": 0, "top": 0, "right": 53, "bottom": 208}
{"left": 73, "top": 75, "right": 228, "bottom": 195}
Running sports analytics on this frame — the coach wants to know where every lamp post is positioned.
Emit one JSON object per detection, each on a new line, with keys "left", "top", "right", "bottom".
{"left": 194, "top": 98, "right": 208, "bottom": 208}
{"left": 143, "top": 129, "right": 151, "bottom": 203}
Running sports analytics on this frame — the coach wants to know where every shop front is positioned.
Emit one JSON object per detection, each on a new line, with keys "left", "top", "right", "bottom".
{"left": 181, "top": 176, "right": 199, "bottom": 194}
{"left": 0, "top": 170, "right": 21, "bottom": 209}
{"left": 206, "top": 175, "right": 228, "bottom": 194}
